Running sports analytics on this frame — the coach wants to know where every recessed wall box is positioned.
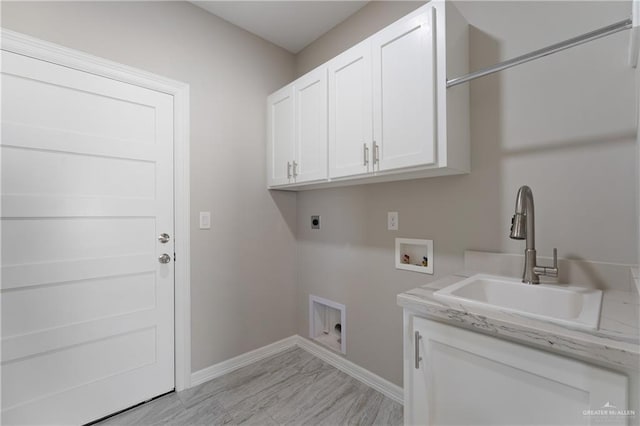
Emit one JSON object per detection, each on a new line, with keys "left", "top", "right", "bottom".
{"left": 309, "top": 295, "right": 346, "bottom": 354}
{"left": 395, "top": 238, "right": 434, "bottom": 274}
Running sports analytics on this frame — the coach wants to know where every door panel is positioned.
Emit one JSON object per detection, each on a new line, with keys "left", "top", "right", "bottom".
{"left": 2, "top": 62, "right": 156, "bottom": 144}
{"left": 1, "top": 50, "right": 175, "bottom": 425}
{"left": 372, "top": 7, "right": 437, "bottom": 171}
{"left": 2, "top": 217, "right": 155, "bottom": 264}
{"left": 328, "top": 41, "right": 373, "bottom": 179}
{"left": 2, "top": 146, "right": 156, "bottom": 198}
{"left": 3, "top": 328, "right": 156, "bottom": 409}
{"left": 2, "top": 273, "right": 155, "bottom": 337}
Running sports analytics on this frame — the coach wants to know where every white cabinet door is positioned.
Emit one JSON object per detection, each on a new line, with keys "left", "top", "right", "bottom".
{"left": 411, "top": 317, "right": 628, "bottom": 426}
{"left": 1, "top": 51, "right": 175, "bottom": 425}
{"left": 328, "top": 41, "right": 373, "bottom": 179}
{"left": 294, "top": 67, "right": 327, "bottom": 183}
{"left": 267, "top": 84, "right": 295, "bottom": 187}
{"left": 372, "top": 6, "right": 436, "bottom": 172}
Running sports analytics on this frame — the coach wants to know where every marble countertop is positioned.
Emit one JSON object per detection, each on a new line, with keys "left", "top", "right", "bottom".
{"left": 397, "top": 271, "right": 640, "bottom": 371}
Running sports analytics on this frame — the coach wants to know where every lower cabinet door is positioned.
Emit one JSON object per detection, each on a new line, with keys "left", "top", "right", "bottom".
{"left": 410, "top": 317, "right": 628, "bottom": 426}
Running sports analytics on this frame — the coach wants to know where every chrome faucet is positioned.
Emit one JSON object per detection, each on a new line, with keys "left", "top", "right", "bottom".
{"left": 509, "top": 185, "right": 559, "bottom": 284}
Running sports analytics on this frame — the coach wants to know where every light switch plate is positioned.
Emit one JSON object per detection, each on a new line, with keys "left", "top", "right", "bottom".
{"left": 199, "top": 212, "right": 211, "bottom": 229}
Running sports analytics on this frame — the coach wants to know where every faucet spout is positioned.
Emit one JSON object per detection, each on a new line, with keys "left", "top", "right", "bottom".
{"left": 510, "top": 185, "right": 535, "bottom": 250}
{"left": 509, "top": 185, "right": 557, "bottom": 284}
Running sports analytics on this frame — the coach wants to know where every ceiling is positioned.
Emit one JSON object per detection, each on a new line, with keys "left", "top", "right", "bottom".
{"left": 192, "top": 1, "right": 369, "bottom": 54}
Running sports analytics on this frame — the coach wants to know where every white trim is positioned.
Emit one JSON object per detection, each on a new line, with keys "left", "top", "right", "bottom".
{"left": 190, "top": 335, "right": 404, "bottom": 405}
{"left": 190, "top": 336, "right": 299, "bottom": 387}
{"left": 1, "top": 29, "right": 192, "bottom": 391}
{"left": 295, "top": 336, "right": 404, "bottom": 404}
{"left": 308, "top": 295, "right": 347, "bottom": 354}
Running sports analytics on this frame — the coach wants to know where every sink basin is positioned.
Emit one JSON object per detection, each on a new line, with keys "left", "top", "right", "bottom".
{"left": 433, "top": 274, "right": 603, "bottom": 330}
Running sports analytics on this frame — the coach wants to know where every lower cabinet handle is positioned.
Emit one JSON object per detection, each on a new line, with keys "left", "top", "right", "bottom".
{"left": 287, "top": 162, "right": 292, "bottom": 179}
{"left": 414, "top": 331, "right": 422, "bottom": 369}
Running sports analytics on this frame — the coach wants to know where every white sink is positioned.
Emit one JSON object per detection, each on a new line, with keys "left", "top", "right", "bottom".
{"left": 433, "top": 274, "right": 603, "bottom": 330}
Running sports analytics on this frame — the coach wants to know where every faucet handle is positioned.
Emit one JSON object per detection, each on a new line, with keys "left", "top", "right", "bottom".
{"left": 534, "top": 248, "right": 559, "bottom": 278}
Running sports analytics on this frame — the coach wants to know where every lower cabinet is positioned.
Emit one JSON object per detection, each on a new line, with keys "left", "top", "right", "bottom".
{"left": 407, "top": 316, "right": 630, "bottom": 426}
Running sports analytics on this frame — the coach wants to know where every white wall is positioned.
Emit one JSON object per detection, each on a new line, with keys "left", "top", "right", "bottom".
{"left": 1, "top": 1, "right": 298, "bottom": 373}
{"left": 295, "top": 1, "right": 638, "bottom": 386}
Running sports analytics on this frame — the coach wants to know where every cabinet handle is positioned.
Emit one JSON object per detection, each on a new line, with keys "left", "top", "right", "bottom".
{"left": 292, "top": 161, "right": 298, "bottom": 178}
{"left": 363, "top": 144, "right": 369, "bottom": 166}
{"left": 373, "top": 141, "right": 380, "bottom": 165}
{"left": 287, "top": 162, "right": 292, "bottom": 180}
{"left": 414, "top": 331, "right": 422, "bottom": 369}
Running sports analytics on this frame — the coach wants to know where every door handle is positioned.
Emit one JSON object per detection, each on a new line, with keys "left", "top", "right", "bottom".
{"left": 414, "top": 331, "right": 422, "bottom": 369}
{"left": 158, "top": 233, "right": 170, "bottom": 244}
{"left": 158, "top": 253, "right": 171, "bottom": 264}
{"left": 287, "top": 162, "right": 292, "bottom": 180}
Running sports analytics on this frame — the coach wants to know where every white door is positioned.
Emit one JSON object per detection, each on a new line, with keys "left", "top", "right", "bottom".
{"left": 328, "top": 40, "right": 373, "bottom": 179}
{"left": 1, "top": 50, "right": 175, "bottom": 425}
{"left": 267, "top": 84, "right": 295, "bottom": 187}
{"left": 372, "top": 7, "right": 437, "bottom": 172}
{"left": 294, "top": 67, "right": 327, "bottom": 184}
{"left": 411, "top": 317, "right": 628, "bottom": 426}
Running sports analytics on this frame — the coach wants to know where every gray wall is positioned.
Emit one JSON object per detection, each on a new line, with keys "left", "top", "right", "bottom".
{"left": 295, "top": 1, "right": 638, "bottom": 386}
{"left": 1, "top": 1, "right": 298, "bottom": 373}
{"left": 295, "top": 1, "right": 425, "bottom": 76}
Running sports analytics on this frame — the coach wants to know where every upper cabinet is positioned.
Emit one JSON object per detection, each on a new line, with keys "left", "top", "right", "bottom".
{"left": 267, "top": 69, "right": 328, "bottom": 187}
{"left": 267, "top": 0, "right": 469, "bottom": 190}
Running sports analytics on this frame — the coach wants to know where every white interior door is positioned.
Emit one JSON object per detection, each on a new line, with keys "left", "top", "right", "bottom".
{"left": 1, "top": 50, "right": 175, "bottom": 425}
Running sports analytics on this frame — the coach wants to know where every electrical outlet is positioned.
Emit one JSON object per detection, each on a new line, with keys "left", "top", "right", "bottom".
{"left": 388, "top": 212, "right": 398, "bottom": 230}
{"left": 199, "top": 212, "right": 211, "bottom": 229}
{"left": 311, "top": 215, "right": 321, "bottom": 229}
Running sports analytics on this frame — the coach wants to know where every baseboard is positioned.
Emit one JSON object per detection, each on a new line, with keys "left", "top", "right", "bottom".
{"left": 294, "top": 336, "right": 404, "bottom": 404}
{"left": 190, "top": 335, "right": 298, "bottom": 387}
{"left": 189, "top": 335, "right": 404, "bottom": 405}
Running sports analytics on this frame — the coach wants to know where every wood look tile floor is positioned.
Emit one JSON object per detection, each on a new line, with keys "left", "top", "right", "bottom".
{"left": 98, "top": 347, "right": 403, "bottom": 426}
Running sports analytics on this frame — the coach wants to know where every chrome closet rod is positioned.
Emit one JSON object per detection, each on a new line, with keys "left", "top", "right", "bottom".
{"left": 447, "top": 17, "right": 633, "bottom": 88}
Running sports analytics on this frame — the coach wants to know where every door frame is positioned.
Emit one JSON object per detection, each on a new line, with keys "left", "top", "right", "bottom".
{"left": 1, "top": 29, "right": 193, "bottom": 391}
